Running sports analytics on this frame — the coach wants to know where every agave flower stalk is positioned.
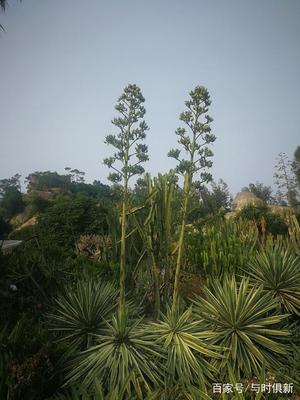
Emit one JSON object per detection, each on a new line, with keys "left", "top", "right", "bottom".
{"left": 104, "top": 84, "right": 149, "bottom": 316}
{"left": 168, "top": 86, "right": 215, "bottom": 312}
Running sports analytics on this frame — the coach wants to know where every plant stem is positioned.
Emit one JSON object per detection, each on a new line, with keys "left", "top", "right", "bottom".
{"left": 172, "top": 173, "right": 190, "bottom": 313}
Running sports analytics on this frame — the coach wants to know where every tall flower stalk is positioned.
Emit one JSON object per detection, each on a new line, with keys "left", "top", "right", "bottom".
{"left": 168, "top": 86, "right": 215, "bottom": 312}
{"left": 104, "top": 84, "right": 149, "bottom": 316}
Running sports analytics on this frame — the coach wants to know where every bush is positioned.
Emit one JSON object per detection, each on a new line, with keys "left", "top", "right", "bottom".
{"left": 37, "top": 195, "right": 110, "bottom": 251}
{"left": 236, "top": 205, "right": 288, "bottom": 236}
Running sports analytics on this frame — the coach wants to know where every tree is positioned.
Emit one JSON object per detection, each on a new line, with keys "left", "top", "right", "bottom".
{"left": 25, "top": 171, "right": 71, "bottom": 191}
{"left": 104, "top": 84, "right": 149, "bottom": 316}
{"left": 64, "top": 167, "right": 86, "bottom": 184}
{"left": 292, "top": 146, "right": 300, "bottom": 189}
{"left": 37, "top": 195, "right": 109, "bottom": 250}
{"left": 242, "top": 181, "right": 274, "bottom": 204}
{"left": 0, "top": 173, "right": 21, "bottom": 195}
{"left": 197, "top": 179, "right": 231, "bottom": 217}
{"left": 0, "top": 0, "right": 21, "bottom": 31}
{"left": 168, "top": 86, "right": 215, "bottom": 311}
{"left": 274, "top": 152, "right": 299, "bottom": 207}
{"left": 0, "top": 1, "right": 7, "bottom": 11}
{"left": 0, "top": 174, "right": 24, "bottom": 219}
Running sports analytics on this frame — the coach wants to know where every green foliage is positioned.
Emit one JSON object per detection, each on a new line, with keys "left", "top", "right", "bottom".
{"left": 25, "top": 171, "right": 71, "bottom": 191}
{"left": 0, "top": 187, "right": 24, "bottom": 220}
{"left": 293, "top": 145, "right": 300, "bottom": 188}
{"left": 1, "top": 91, "right": 299, "bottom": 399}
{"left": 64, "top": 167, "right": 86, "bottom": 183}
{"left": 236, "top": 204, "right": 268, "bottom": 220}
{"left": 193, "top": 276, "right": 290, "bottom": 378}
{"left": 5, "top": 239, "right": 72, "bottom": 313}
{"left": 274, "top": 152, "right": 299, "bottom": 207}
{"left": 241, "top": 182, "right": 274, "bottom": 204}
{"left": 46, "top": 382, "right": 106, "bottom": 400}
{"left": 150, "top": 307, "right": 220, "bottom": 387}
{"left": 0, "top": 316, "right": 60, "bottom": 400}
{"left": 0, "top": 174, "right": 21, "bottom": 193}
{"left": 196, "top": 179, "right": 232, "bottom": 217}
{"left": 287, "top": 213, "right": 300, "bottom": 255}
{"left": 265, "top": 212, "right": 289, "bottom": 236}
{"left": 0, "top": 215, "right": 10, "bottom": 238}
{"left": 236, "top": 205, "right": 288, "bottom": 236}
{"left": 37, "top": 195, "right": 110, "bottom": 251}
{"left": 246, "top": 240, "right": 300, "bottom": 315}
{"left": 185, "top": 218, "right": 258, "bottom": 279}
{"left": 49, "top": 279, "right": 119, "bottom": 349}
{"left": 8, "top": 350, "right": 54, "bottom": 400}
{"left": 70, "top": 180, "right": 115, "bottom": 201}
{"left": 66, "top": 312, "right": 163, "bottom": 398}
{"left": 24, "top": 191, "right": 51, "bottom": 216}
{"left": 132, "top": 172, "right": 179, "bottom": 316}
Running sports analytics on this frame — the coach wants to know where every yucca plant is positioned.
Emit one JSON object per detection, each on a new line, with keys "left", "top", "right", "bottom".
{"left": 66, "top": 312, "right": 163, "bottom": 399}
{"left": 150, "top": 306, "right": 220, "bottom": 389}
{"left": 246, "top": 240, "right": 300, "bottom": 316}
{"left": 193, "top": 276, "right": 290, "bottom": 378}
{"left": 49, "top": 279, "right": 119, "bottom": 349}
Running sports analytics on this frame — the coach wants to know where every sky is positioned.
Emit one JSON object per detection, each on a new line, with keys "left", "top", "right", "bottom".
{"left": 0, "top": 0, "right": 299, "bottom": 195}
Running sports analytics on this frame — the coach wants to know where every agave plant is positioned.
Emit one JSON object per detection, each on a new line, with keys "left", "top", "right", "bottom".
{"left": 49, "top": 279, "right": 119, "bottom": 349}
{"left": 193, "top": 276, "right": 290, "bottom": 378}
{"left": 246, "top": 240, "right": 300, "bottom": 316}
{"left": 149, "top": 307, "right": 220, "bottom": 389}
{"left": 66, "top": 312, "right": 163, "bottom": 399}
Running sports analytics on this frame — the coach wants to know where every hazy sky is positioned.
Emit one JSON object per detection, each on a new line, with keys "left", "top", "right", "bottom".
{"left": 1, "top": 0, "right": 299, "bottom": 195}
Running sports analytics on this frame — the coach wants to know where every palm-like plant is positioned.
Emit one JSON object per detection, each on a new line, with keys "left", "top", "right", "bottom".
{"left": 66, "top": 312, "right": 163, "bottom": 399}
{"left": 193, "top": 276, "right": 290, "bottom": 378}
{"left": 49, "top": 279, "right": 119, "bottom": 349}
{"left": 246, "top": 241, "right": 300, "bottom": 316}
{"left": 150, "top": 307, "right": 220, "bottom": 388}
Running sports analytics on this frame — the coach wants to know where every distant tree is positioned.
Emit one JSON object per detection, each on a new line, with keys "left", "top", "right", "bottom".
{"left": 25, "top": 171, "right": 71, "bottom": 191}
{"left": 1, "top": 0, "right": 7, "bottom": 11}
{"left": 0, "top": 174, "right": 24, "bottom": 219}
{"left": 0, "top": 0, "right": 21, "bottom": 31}
{"left": 69, "top": 180, "right": 115, "bottom": 201}
{"left": 241, "top": 182, "right": 274, "bottom": 204}
{"left": 274, "top": 152, "right": 299, "bottom": 207}
{"left": 0, "top": 173, "right": 21, "bottom": 195}
{"left": 168, "top": 86, "right": 215, "bottom": 311}
{"left": 0, "top": 187, "right": 24, "bottom": 219}
{"left": 190, "top": 179, "right": 231, "bottom": 220}
{"left": 64, "top": 167, "right": 86, "bottom": 183}
{"left": 208, "top": 179, "right": 231, "bottom": 210}
{"left": 103, "top": 84, "right": 149, "bottom": 316}
{"left": 292, "top": 146, "right": 300, "bottom": 189}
